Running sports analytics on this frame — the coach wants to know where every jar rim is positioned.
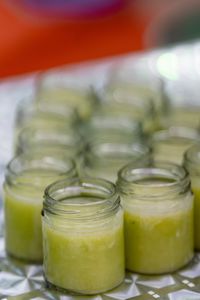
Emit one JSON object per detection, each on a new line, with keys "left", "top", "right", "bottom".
{"left": 117, "top": 161, "right": 190, "bottom": 196}
{"left": 95, "top": 82, "right": 155, "bottom": 114}
{"left": 44, "top": 177, "right": 120, "bottom": 219}
{"left": 152, "top": 127, "right": 200, "bottom": 143}
{"left": 17, "top": 95, "right": 78, "bottom": 119}
{"left": 6, "top": 152, "right": 76, "bottom": 180}
{"left": 85, "top": 141, "right": 151, "bottom": 165}
{"left": 87, "top": 114, "right": 142, "bottom": 133}
{"left": 17, "top": 124, "right": 83, "bottom": 151}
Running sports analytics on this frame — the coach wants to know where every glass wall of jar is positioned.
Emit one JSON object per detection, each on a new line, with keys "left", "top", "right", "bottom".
{"left": 15, "top": 124, "right": 84, "bottom": 160}
{"left": 98, "top": 61, "right": 169, "bottom": 131}
{"left": 160, "top": 102, "right": 200, "bottom": 129}
{"left": 184, "top": 145, "right": 200, "bottom": 250}
{"left": 81, "top": 141, "right": 151, "bottom": 182}
{"left": 42, "top": 177, "right": 124, "bottom": 294}
{"left": 15, "top": 96, "right": 79, "bottom": 136}
{"left": 3, "top": 152, "right": 77, "bottom": 263}
{"left": 117, "top": 161, "right": 194, "bottom": 274}
{"left": 36, "top": 76, "right": 97, "bottom": 121}
{"left": 83, "top": 114, "right": 144, "bottom": 144}
{"left": 95, "top": 84, "right": 156, "bottom": 134}
{"left": 152, "top": 127, "right": 200, "bottom": 165}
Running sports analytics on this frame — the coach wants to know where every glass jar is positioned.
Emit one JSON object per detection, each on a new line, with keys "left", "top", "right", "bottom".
{"left": 42, "top": 177, "right": 124, "bottom": 294}
{"left": 161, "top": 105, "right": 200, "bottom": 130}
{"left": 36, "top": 78, "right": 97, "bottom": 121}
{"left": 96, "top": 84, "right": 156, "bottom": 134}
{"left": 16, "top": 125, "right": 84, "bottom": 159}
{"left": 97, "top": 62, "right": 169, "bottom": 132}
{"left": 152, "top": 127, "right": 200, "bottom": 165}
{"left": 81, "top": 141, "right": 151, "bottom": 182}
{"left": 184, "top": 145, "right": 200, "bottom": 250}
{"left": 3, "top": 153, "right": 77, "bottom": 263}
{"left": 15, "top": 96, "right": 79, "bottom": 135}
{"left": 83, "top": 114, "right": 144, "bottom": 143}
{"left": 117, "top": 161, "right": 194, "bottom": 274}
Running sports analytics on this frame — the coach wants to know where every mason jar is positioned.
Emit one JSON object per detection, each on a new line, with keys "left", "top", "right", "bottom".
{"left": 184, "top": 144, "right": 200, "bottom": 250}
{"left": 95, "top": 84, "right": 156, "bottom": 134}
{"left": 16, "top": 124, "right": 84, "bottom": 160}
{"left": 161, "top": 106, "right": 200, "bottom": 130}
{"left": 15, "top": 96, "right": 79, "bottom": 135}
{"left": 83, "top": 114, "right": 144, "bottom": 144}
{"left": 42, "top": 177, "right": 124, "bottom": 294}
{"left": 3, "top": 153, "right": 77, "bottom": 263}
{"left": 96, "top": 63, "right": 169, "bottom": 132}
{"left": 117, "top": 161, "right": 194, "bottom": 274}
{"left": 36, "top": 77, "right": 97, "bottom": 121}
{"left": 152, "top": 127, "right": 200, "bottom": 165}
{"left": 81, "top": 141, "right": 151, "bottom": 182}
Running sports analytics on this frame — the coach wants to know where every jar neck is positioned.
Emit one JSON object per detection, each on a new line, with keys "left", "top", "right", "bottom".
{"left": 84, "top": 142, "right": 151, "bottom": 170}
{"left": 17, "top": 125, "right": 83, "bottom": 154}
{"left": 43, "top": 177, "right": 120, "bottom": 220}
{"left": 117, "top": 161, "right": 191, "bottom": 200}
{"left": 152, "top": 127, "right": 200, "bottom": 146}
{"left": 86, "top": 115, "right": 143, "bottom": 138}
{"left": 5, "top": 153, "right": 77, "bottom": 191}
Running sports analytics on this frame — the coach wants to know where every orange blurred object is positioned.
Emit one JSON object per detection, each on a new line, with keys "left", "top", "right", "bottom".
{"left": 0, "top": 0, "right": 200, "bottom": 78}
{"left": 0, "top": 1, "right": 149, "bottom": 78}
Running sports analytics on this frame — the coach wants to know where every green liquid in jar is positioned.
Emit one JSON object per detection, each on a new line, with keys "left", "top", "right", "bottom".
{"left": 190, "top": 181, "right": 200, "bottom": 250}
{"left": 43, "top": 207, "right": 124, "bottom": 294}
{"left": 124, "top": 207, "right": 193, "bottom": 274}
{"left": 38, "top": 87, "right": 93, "bottom": 120}
{"left": 4, "top": 169, "right": 66, "bottom": 262}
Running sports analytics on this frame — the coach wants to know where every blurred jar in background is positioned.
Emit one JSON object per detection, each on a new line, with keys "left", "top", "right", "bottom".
{"left": 80, "top": 141, "right": 151, "bottom": 182}
{"left": 3, "top": 152, "right": 77, "bottom": 262}
{"left": 161, "top": 106, "right": 200, "bottom": 130}
{"left": 36, "top": 76, "right": 98, "bottom": 121}
{"left": 83, "top": 114, "right": 144, "bottom": 144}
{"left": 103, "top": 62, "right": 169, "bottom": 131}
{"left": 152, "top": 127, "right": 200, "bottom": 165}
{"left": 14, "top": 96, "right": 79, "bottom": 138}
{"left": 16, "top": 125, "right": 84, "bottom": 161}
{"left": 96, "top": 84, "right": 156, "bottom": 135}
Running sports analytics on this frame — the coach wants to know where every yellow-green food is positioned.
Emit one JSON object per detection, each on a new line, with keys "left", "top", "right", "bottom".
{"left": 4, "top": 169, "right": 65, "bottom": 262}
{"left": 123, "top": 198, "right": 193, "bottom": 274}
{"left": 190, "top": 184, "right": 200, "bottom": 250}
{"left": 4, "top": 188, "right": 43, "bottom": 262}
{"left": 43, "top": 209, "right": 124, "bottom": 294}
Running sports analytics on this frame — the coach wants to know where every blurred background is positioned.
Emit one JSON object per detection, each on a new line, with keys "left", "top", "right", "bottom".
{"left": 1, "top": 0, "right": 200, "bottom": 78}
{"left": 0, "top": 3, "right": 200, "bottom": 299}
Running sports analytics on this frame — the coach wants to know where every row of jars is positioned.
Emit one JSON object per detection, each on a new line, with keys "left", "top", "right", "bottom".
{"left": 2, "top": 73, "right": 200, "bottom": 295}
{"left": 4, "top": 147, "right": 200, "bottom": 295}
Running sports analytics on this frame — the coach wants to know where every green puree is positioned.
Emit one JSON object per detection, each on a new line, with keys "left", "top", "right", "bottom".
{"left": 43, "top": 209, "right": 124, "bottom": 294}
{"left": 4, "top": 169, "right": 65, "bottom": 262}
{"left": 5, "top": 189, "right": 43, "bottom": 262}
{"left": 123, "top": 176, "right": 194, "bottom": 274}
{"left": 125, "top": 208, "right": 193, "bottom": 274}
{"left": 190, "top": 185, "right": 200, "bottom": 250}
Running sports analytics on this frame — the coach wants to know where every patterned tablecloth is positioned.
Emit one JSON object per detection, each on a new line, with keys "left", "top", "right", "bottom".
{"left": 0, "top": 234, "right": 200, "bottom": 300}
{"left": 1, "top": 41, "right": 200, "bottom": 299}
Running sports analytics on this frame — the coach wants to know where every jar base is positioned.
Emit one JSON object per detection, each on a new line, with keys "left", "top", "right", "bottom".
{"left": 6, "top": 251, "right": 42, "bottom": 265}
{"left": 45, "top": 277, "right": 124, "bottom": 296}
{"left": 125, "top": 254, "right": 194, "bottom": 275}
